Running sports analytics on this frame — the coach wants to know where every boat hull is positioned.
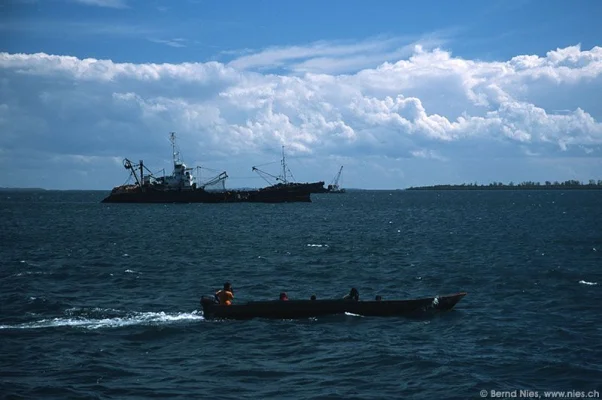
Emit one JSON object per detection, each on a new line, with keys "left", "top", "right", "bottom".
{"left": 200, "top": 292, "right": 466, "bottom": 320}
{"left": 263, "top": 181, "right": 327, "bottom": 194}
{"left": 101, "top": 186, "right": 312, "bottom": 203}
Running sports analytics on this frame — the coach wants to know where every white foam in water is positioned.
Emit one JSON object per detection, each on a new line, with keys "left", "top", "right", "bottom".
{"left": 307, "top": 244, "right": 328, "bottom": 247}
{"left": 0, "top": 311, "right": 204, "bottom": 330}
{"left": 124, "top": 269, "right": 136, "bottom": 273}
{"left": 344, "top": 312, "right": 363, "bottom": 317}
{"left": 14, "top": 271, "right": 49, "bottom": 277}
{"left": 579, "top": 280, "right": 598, "bottom": 286}
{"left": 64, "top": 307, "right": 123, "bottom": 316}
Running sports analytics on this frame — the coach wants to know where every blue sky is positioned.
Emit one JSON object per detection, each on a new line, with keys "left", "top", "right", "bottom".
{"left": 1, "top": 0, "right": 601, "bottom": 189}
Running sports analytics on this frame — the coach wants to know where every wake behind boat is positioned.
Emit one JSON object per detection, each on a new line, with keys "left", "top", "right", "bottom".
{"left": 200, "top": 292, "right": 467, "bottom": 320}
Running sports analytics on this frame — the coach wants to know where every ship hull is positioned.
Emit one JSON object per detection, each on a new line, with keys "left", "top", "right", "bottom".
{"left": 101, "top": 187, "right": 311, "bottom": 203}
{"left": 264, "top": 181, "right": 327, "bottom": 194}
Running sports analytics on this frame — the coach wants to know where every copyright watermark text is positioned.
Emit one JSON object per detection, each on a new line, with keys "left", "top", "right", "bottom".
{"left": 480, "top": 390, "right": 600, "bottom": 399}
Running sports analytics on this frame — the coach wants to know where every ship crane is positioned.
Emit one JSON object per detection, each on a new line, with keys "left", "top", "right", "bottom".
{"left": 252, "top": 146, "right": 297, "bottom": 186}
{"left": 123, "top": 158, "right": 154, "bottom": 187}
{"left": 200, "top": 171, "right": 229, "bottom": 190}
{"left": 251, "top": 165, "right": 281, "bottom": 186}
{"left": 329, "top": 166, "right": 343, "bottom": 191}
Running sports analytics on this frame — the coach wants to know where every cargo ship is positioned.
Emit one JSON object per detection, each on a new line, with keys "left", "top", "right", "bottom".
{"left": 251, "top": 146, "right": 327, "bottom": 194}
{"left": 101, "top": 133, "right": 312, "bottom": 204}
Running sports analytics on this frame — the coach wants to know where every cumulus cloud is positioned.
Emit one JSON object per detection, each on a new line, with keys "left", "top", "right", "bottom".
{"left": 0, "top": 41, "right": 601, "bottom": 189}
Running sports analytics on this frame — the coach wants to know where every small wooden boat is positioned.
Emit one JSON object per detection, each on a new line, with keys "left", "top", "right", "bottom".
{"left": 200, "top": 292, "right": 467, "bottom": 320}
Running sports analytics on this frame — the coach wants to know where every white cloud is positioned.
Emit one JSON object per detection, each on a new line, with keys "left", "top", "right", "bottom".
{"left": 0, "top": 52, "right": 238, "bottom": 83}
{"left": 149, "top": 38, "right": 187, "bottom": 48}
{"left": 227, "top": 35, "right": 447, "bottom": 74}
{"left": 411, "top": 149, "right": 448, "bottom": 161}
{"left": 68, "top": 0, "right": 128, "bottom": 8}
{"left": 1, "top": 41, "right": 601, "bottom": 189}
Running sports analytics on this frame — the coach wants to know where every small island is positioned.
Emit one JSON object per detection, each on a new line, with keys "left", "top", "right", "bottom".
{"left": 406, "top": 180, "right": 602, "bottom": 190}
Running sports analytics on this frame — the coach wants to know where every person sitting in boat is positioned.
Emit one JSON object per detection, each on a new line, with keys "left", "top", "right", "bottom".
{"left": 215, "top": 282, "right": 234, "bottom": 305}
{"left": 279, "top": 292, "right": 289, "bottom": 301}
{"left": 343, "top": 288, "right": 359, "bottom": 301}
{"left": 310, "top": 294, "right": 316, "bottom": 300}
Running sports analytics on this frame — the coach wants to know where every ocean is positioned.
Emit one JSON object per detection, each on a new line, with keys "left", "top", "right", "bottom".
{"left": 1, "top": 190, "right": 600, "bottom": 399}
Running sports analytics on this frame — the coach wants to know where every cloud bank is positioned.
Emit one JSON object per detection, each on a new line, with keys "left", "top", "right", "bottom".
{"left": 0, "top": 41, "right": 601, "bottom": 189}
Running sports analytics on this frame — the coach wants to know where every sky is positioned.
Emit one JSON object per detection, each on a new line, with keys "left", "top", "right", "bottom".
{"left": 1, "top": 0, "right": 601, "bottom": 190}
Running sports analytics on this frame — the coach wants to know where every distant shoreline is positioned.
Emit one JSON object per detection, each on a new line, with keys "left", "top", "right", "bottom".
{"left": 0, "top": 187, "right": 47, "bottom": 192}
{"left": 406, "top": 180, "right": 602, "bottom": 190}
{"left": 0, "top": 188, "right": 107, "bottom": 192}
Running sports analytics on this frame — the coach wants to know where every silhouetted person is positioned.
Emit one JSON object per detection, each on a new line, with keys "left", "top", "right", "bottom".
{"left": 375, "top": 295, "right": 382, "bottom": 301}
{"left": 310, "top": 294, "right": 316, "bottom": 300}
{"left": 279, "top": 292, "right": 289, "bottom": 301}
{"left": 343, "top": 288, "right": 359, "bottom": 301}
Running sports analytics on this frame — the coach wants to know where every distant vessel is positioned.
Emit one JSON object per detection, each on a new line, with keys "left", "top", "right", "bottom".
{"left": 326, "top": 166, "right": 345, "bottom": 193}
{"left": 101, "top": 133, "right": 312, "bottom": 203}
{"left": 251, "top": 146, "right": 327, "bottom": 194}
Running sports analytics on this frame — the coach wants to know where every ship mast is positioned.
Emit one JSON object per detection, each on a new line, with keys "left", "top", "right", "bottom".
{"left": 281, "top": 145, "right": 287, "bottom": 184}
{"left": 170, "top": 132, "right": 181, "bottom": 167}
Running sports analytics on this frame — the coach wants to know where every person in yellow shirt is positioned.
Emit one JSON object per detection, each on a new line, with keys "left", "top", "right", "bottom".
{"left": 215, "top": 282, "right": 234, "bottom": 305}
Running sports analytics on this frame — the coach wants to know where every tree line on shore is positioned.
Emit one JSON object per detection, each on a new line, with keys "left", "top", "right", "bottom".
{"left": 406, "top": 179, "right": 602, "bottom": 190}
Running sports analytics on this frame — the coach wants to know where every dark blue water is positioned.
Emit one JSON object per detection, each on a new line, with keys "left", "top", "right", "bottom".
{"left": 1, "top": 190, "right": 601, "bottom": 399}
